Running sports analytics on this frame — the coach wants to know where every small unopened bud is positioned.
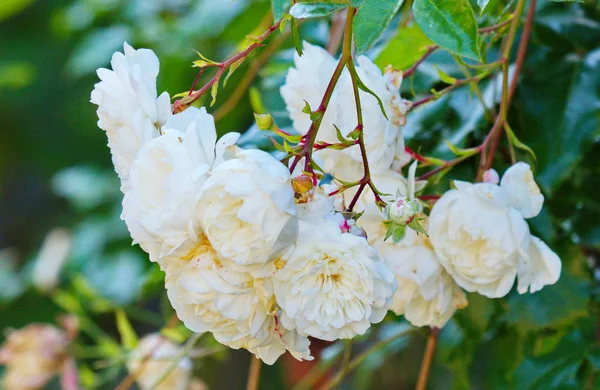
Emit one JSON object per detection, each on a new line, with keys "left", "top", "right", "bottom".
{"left": 483, "top": 168, "right": 500, "bottom": 185}
{"left": 386, "top": 196, "right": 422, "bottom": 225}
{"left": 254, "top": 113, "right": 274, "bottom": 130}
{"left": 291, "top": 174, "right": 313, "bottom": 195}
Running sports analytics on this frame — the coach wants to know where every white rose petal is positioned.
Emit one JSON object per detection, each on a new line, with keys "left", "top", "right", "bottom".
{"left": 91, "top": 42, "right": 171, "bottom": 192}
{"left": 274, "top": 219, "right": 396, "bottom": 341}
{"left": 164, "top": 240, "right": 311, "bottom": 365}
{"left": 198, "top": 149, "right": 296, "bottom": 266}
{"left": 500, "top": 162, "right": 544, "bottom": 219}
{"left": 429, "top": 180, "right": 561, "bottom": 298}
{"left": 517, "top": 235, "right": 562, "bottom": 294}
{"left": 121, "top": 107, "right": 236, "bottom": 262}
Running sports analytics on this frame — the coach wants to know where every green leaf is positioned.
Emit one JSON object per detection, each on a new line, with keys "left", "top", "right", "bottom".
{"left": 349, "top": 63, "right": 389, "bottom": 119}
{"left": 517, "top": 48, "right": 600, "bottom": 194}
{"left": 272, "top": 0, "right": 291, "bottom": 20}
{"left": 115, "top": 309, "right": 138, "bottom": 350}
{"left": 505, "top": 273, "right": 590, "bottom": 331}
{"left": 375, "top": 24, "right": 434, "bottom": 70}
{"left": 504, "top": 123, "right": 536, "bottom": 160}
{"left": 224, "top": 58, "right": 244, "bottom": 86}
{"left": 0, "top": 0, "right": 35, "bottom": 22}
{"left": 435, "top": 65, "right": 457, "bottom": 84}
{"left": 407, "top": 217, "right": 428, "bottom": 236}
{"left": 353, "top": 0, "right": 405, "bottom": 53}
{"left": 512, "top": 330, "right": 590, "bottom": 389}
{"left": 291, "top": 18, "right": 303, "bottom": 55}
{"left": 412, "top": 0, "right": 481, "bottom": 61}
{"left": 210, "top": 77, "right": 220, "bottom": 106}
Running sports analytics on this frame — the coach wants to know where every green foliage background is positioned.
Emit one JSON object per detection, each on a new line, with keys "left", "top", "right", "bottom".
{"left": 0, "top": 0, "right": 598, "bottom": 389}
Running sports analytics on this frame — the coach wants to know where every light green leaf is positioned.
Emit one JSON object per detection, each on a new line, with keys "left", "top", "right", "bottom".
{"left": 272, "top": 0, "right": 291, "bottom": 20}
{"left": 375, "top": 24, "right": 434, "bottom": 70}
{"left": 224, "top": 58, "right": 244, "bottom": 86}
{"left": 435, "top": 65, "right": 457, "bottom": 84}
{"left": 353, "top": 0, "right": 405, "bottom": 53}
{"left": 412, "top": 0, "right": 481, "bottom": 61}
{"left": 0, "top": 0, "right": 35, "bottom": 22}
{"left": 505, "top": 123, "right": 536, "bottom": 160}
{"left": 291, "top": 18, "right": 303, "bottom": 55}
{"left": 116, "top": 309, "right": 138, "bottom": 350}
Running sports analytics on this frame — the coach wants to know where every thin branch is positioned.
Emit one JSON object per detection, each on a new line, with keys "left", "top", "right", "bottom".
{"left": 404, "top": 46, "right": 438, "bottom": 77}
{"left": 415, "top": 327, "right": 440, "bottom": 390}
{"left": 172, "top": 18, "right": 283, "bottom": 113}
{"left": 213, "top": 28, "right": 289, "bottom": 121}
{"left": 246, "top": 357, "right": 262, "bottom": 390}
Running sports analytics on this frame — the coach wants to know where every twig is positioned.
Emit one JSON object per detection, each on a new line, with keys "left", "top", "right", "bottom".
{"left": 213, "top": 28, "right": 289, "bottom": 121}
{"left": 172, "top": 18, "right": 283, "bottom": 113}
{"left": 289, "top": 7, "right": 357, "bottom": 177}
{"left": 246, "top": 357, "right": 262, "bottom": 390}
{"left": 404, "top": 46, "right": 438, "bottom": 77}
{"left": 415, "top": 327, "right": 440, "bottom": 390}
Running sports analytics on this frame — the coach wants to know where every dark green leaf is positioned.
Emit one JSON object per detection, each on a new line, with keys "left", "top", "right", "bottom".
{"left": 476, "top": 0, "right": 492, "bottom": 14}
{"left": 512, "top": 330, "right": 589, "bottom": 389}
{"left": 353, "top": 0, "right": 404, "bottom": 53}
{"left": 412, "top": 0, "right": 481, "bottom": 61}
{"left": 505, "top": 273, "right": 590, "bottom": 330}
{"left": 375, "top": 24, "right": 434, "bottom": 70}
{"left": 518, "top": 48, "right": 600, "bottom": 193}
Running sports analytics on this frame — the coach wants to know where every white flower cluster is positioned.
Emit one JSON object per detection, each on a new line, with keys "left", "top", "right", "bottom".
{"left": 282, "top": 42, "right": 561, "bottom": 329}
{"left": 92, "top": 43, "right": 398, "bottom": 364}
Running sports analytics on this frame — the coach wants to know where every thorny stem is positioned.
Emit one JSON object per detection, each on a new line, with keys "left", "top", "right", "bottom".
{"left": 289, "top": 7, "right": 356, "bottom": 177}
{"left": 477, "top": 0, "right": 531, "bottom": 179}
{"left": 411, "top": 74, "right": 493, "bottom": 109}
{"left": 404, "top": 45, "right": 438, "bottom": 78}
{"left": 213, "top": 28, "right": 290, "bottom": 121}
{"left": 246, "top": 357, "right": 262, "bottom": 390}
{"left": 321, "top": 328, "right": 418, "bottom": 390}
{"left": 172, "top": 18, "right": 283, "bottom": 113}
{"left": 415, "top": 327, "right": 440, "bottom": 390}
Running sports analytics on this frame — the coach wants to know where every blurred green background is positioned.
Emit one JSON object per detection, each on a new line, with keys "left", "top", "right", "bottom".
{"left": 1, "top": 0, "right": 599, "bottom": 389}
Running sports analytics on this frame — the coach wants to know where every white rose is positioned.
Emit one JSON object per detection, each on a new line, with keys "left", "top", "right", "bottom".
{"left": 362, "top": 209, "right": 467, "bottom": 328}
{"left": 280, "top": 42, "right": 340, "bottom": 141}
{"left": 429, "top": 163, "right": 561, "bottom": 298}
{"left": 122, "top": 107, "right": 239, "bottom": 263}
{"left": 164, "top": 240, "right": 311, "bottom": 365}
{"left": 274, "top": 219, "right": 396, "bottom": 341}
{"left": 127, "top": 333, "right": 193, "bottom": 390}
{"left": 91, "top": 42, "right": 172, "bottom": 192}
{"left": 281, "top": 42, "right": 411, "bottom": 175}
{"left": 198, "top": 148, "right": 296, "bottom": 266}
{"left": 335, "top": 57, "right": 412, "bottom": 172}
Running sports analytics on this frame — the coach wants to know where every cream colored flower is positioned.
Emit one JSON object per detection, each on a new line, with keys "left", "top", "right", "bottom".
{"left": 163, "top": 239, "right": 311, "bottom": 365}
{"left": 127, "top": 333, "right": 193, "bottom": 390}
{"left": 0, "top": 324, "right": 69, "bottom": 390}
{"left": 274, "top": 219, "right": 396, "bottom": 341}
{"left": 429, "top": 163, "right": 561, "bottom": 298}
{"left": 198, "top": 148, "right": 296, "bottom": 266}
{"left": 362, "top": 210, "right": 467, "bottom": 328}
{"left": 91, "top": 42, "right": 171, "bottom": 192}
{"left": 121, "top": 107, "right": 238, "bottom": 263}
